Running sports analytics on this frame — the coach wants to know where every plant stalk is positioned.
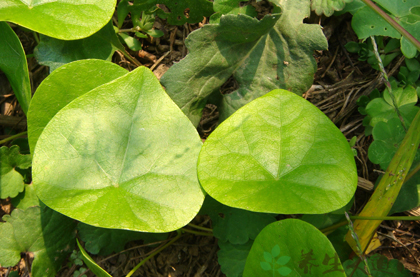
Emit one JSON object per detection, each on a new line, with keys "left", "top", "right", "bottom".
{"left": 0, "top": 131, "right": 27, "bottom": 145}
{"left": 361, "top": 0, "right": 420, "bottom": 52}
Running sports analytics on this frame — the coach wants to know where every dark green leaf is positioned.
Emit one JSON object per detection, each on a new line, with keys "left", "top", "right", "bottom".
{"left": 218, "top": 240, "right": 254, "bottom": 277}
{"left": 77, "top": 239, "right": 112, "bottom": 277}
{"left": 0, "top": 22, "right": 31, "bottom": 114}
{"left": 343, "top": 253, "right": 412, "bottom": 276}
{"left": 34, "top": 21, "right": 124, "bottom": 72}
{"left": 156, "top": 0, "right": 214, "bottom": 25}
{"left": 210, "top": 0, "right": 257, "bottom": 23}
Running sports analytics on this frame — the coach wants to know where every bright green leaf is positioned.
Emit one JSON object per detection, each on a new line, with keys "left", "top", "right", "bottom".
{"left": 0, "top": 145, "right": 32, "bottom": 199}
{"left": 161, "top": 0, "right": 328, "bottom": 126}
{"left": 33, "top": 66, "right": 204, "bottom": 232}
{"left": 0, "top": 0, "right": 116, "bottom": 40}
{"left": 118, "top": 33, "right": 143, "bottom": 51}
{"left": 198, "top": 90, "right": 357, "bottom": 214}
{"left": 311, "top": 0, "right": 353, "bottom": 17}
{"left": 243, "top": 219, "right": 346, "bottom": 277}
{"left": 28, "top": 59, "right": 128, "bottom": 154}
{"left": 276, "top": 255, "right": 291, "bottom": 266}
{"left": 34, "top": 21, "right": 124, "bottom": 72}
{"left": 271, "top": 244, "right": 281, "bottom": 258}
{"left": 78, "top": 223, "right": 168, "bottom": 256}
{"left": 264, "top": 251, "right": 273, "bottom": 262}
{"left": 343, "top": 253, "right": 412, "bottom": 276}
{"left": 198, "top": 196, "right": 276, "bottom": 244}
{"left": 260, "top": 261, "right": 272, "bottom": 271}
{"left": 218, "top": 240, "right": 254, "bottom": 277}
{"left": 0, "top": 22, "right": 31, "bottom": 114}
{"left": 0, "top": 205, "right": 77, "bottom": 277}
{"left": 11, "top": 183, "right": 39, "bottom": 209}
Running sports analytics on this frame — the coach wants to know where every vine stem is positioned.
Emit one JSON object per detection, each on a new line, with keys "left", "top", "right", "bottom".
{"left": 126, "top": 230, "right": 182, "bottom": 277}
{"left": 0, "top": 131, "right": 27, "bottom": 145}
{"left": 187, "top": 223, "right": 213, "bottom": 232}
{"left": 181, "top": 228, "right": 213, "bottom": 236}
{"left": 361, "top": 0, "right": 420, "bottom": 52}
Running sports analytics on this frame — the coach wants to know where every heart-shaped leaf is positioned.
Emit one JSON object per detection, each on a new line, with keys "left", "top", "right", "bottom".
{"left": 0, "top": 145, "right": 32, "bottom": 199}
{"left": 0, "top": 22, "right": 31, "bottom": 114}
{"left": 161, "top": 0, "right": 328, "bottom": 126}
{"left": 198, "top": 89, "right": 357, "bottom": 214}
{"left": 28, "top": 59, "right": 128, "bottom": 154}
{"left": 243, "top": 219, "right": 346, "bottom": 277}
{"left": 0, "top": 0, "right": 116, "bottom": 40}
{"left": 33, "top": 66, "right": 204, "bottom": 232}
{"left": 0, "top": 205, "right": 77, "bottom": 277}
{"left": 34, "top": 21, "right": 124, "bottom": 72}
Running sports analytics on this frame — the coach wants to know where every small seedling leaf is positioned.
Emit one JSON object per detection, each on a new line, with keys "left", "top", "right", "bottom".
{"left": 78, "top": 223, "right": 168, "bottom": 256}
{"left": 218, "top": 240, "right": 253, "bottom": 277}
{"left": 311, "top": 0, "right": 353, "bottom": 17}
{"left": 161, "top": 0, "right": 327, "bottom": 126}
{"left": 28, "top": 59, "right": 128, "bottom": 154}
{"left": 243, "top": 219, "right": 345, "bottom": 277}
{"left": 0, "top": 205, "right": 77, "bottom": 277}
{"left": 343, "top": 253, "right": 412, "bottom": 276}
{"left": 34, "top": 21, "right": 124, "bottom": 72}
{"left": 0, "top": 0, "right": 116, "bottom": 40}
{"left": 0, "top": 145, "right": 32, "bottom": 199}
{"left": 33, "top": 66, "right": 204, "bottom": 232}
{"left": 0, "top": 22, "right": 31, "bottom": 114}
{"left": 198, "top": 90, "right": 357, "bottom": 214}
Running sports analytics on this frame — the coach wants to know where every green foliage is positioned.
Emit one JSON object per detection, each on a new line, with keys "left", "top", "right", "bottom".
{"left": 32, "top": 65, "right": 204, "bottom": 232}
{"left": 218, "top": 240, "right": 254, "bottom": 277}
{"left": 0, "top": 145, "right": 32, "bottom": 199}
{"left": 161, "top": 0, "right": 328, "bottom": 126}
{"left": 28, "top": 59, "right": 128, "bottom": 153}
{"left": 78, "top": 223, "right": 168, "bottom": 255}
{"left": 311, "top": 0, "right": 353, "bottom": 17}
{"left": 77, "top": 239, "right": 112, "bottom": 277}
{"left": 11, "top": 183, "right": 39, "bottom": 209}
{"left": 0, "top": 22, "right": 31, "bottom": 114}
{"left": 351, "top": 0, "right": 420, "bottom": 58}
{"left": 243, "top": 219, "right": 346, "bottom": 276}
{"left": 0, "top": 205, "right": 77, "bottom": 277}
{"left": 198, "top": 90, "right": 357, "bottom": 214}
{"left": 210, "top": 0, "right": 257, "bottom": 23}
{"left": 0, "top": 0, "right": 116, "bottom": 40}
{"left": 343, "top": 253, "right": 413, "bottom": 276}
{"left": 34, "top": 21, "right": 124, "bottom": 72}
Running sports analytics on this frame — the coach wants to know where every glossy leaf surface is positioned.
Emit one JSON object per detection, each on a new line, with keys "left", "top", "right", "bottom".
{"left": 0, "top": 146, "right": 32, "bottom": 199}
{"left": 0, "top": 206, "right": 76, "bottom": 277}
{"left": 198, "top": 90, "right": 357, "bottom": 214}
{"left": 0, "top": 22, "right": 31, "bottom": 114}
{"left": 28, "top": 60, "right": 128, "bottom": 154}
{"left": 0, "top": 0, "right": 116, "bottom": 40}
{"left": 33, "top": 66, "right": 204, "bottom": 232}
{"left": 243, "top": 219, "right": 345, "bottom": 277}
{"left": 34, "top": 21, "right": 124, "bottom": 72}
{"left": 161, "top": 0, "right": 327, "bottom": 126}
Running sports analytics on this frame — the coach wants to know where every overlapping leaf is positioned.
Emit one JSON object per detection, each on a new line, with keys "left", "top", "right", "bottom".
{"left": 351, "top": 0, "right": 420, "bottom": 58}
{"left": 311, "top": 0, "right": 353, "bottom": 17}
{"left": 161, "top": 0, "right": 328, "bottom": 126}
{"left": 0, "top": 22, "right": 31, "bottom": 114}
{"left": 343, "top": 253, "right": 412, "bottom": 276}
{"left": 243, "top": 219, "right": 346, "bottom": 276}
{"left": 28, "top": 59, "right": 128, "bottom": 153}
{"left": 0, "top": 146, "right": 32, "bottom": 199}
{"left": 218, "top": 240, "right": 254, "bottom": 277}
{"left": 198, "top": 90, "right": 357, "bottom": 214}
{"left": 0, "top": 205, "right": 77, "bottom": 277}
{"left": 32, "top": 66, "right": 204, "bottom": 232}
{"left": 0, "top": 0, "right": 116, "bottom": 40}
{"left": 34, "top": 21, "right": 125, "bottom": 72}
{"left": 78, "top": 223, "right": 168, "bottom": 255}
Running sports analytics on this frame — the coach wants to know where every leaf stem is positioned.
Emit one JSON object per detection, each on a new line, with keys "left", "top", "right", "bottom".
{"left": 187, "top": 223, "right": 213, "bottom": 232}
{"left": 181, "top": 228, "right": 213, "bottom": 236}
{"left": 117, "top": 49, "right": 142, "bottom": 67}
{"left": 361, "top": 0, "right": 420, "bottom": 52}
{"left": 126, "top": 230, "right": 182, "bottom": 277}
{"left": 0, "top": 131, "right": 27, "bottom": 145}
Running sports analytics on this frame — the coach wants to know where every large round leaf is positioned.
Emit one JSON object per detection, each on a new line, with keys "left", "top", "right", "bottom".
{"left": 33, "top": 66, "right": 204, "bottom": 232}
{"left": 243, "top": 219, "right": 346, "bottom": 277}
{"left": 0, "top": 0, "right": 116, "bottom": 40}
{"left": 198, "top": 89, "right": 357, "bottom": 214}
{"left": 28, "top": 59, "right": 128, "bottom": 154}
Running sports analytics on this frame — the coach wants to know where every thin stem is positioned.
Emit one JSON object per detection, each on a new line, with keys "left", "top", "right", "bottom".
{"left": 187, "top": 223, "right": 213, "bottom": 232}
{"left": 370, "top": 36, "right": 407, "bottom": 131}
{"left": 0, "top": 131, "right": 27, "bottom": 145}
{"left": 118, "top": 27, "right": 141, "bottom": 33}
{"left": 117, "top": 49, "right": 142, "bottom": 67}
{"left": 320, "top": 220, "right": 348, "bottom": 235}
{"left": 126, "top": 230, "right": 182, "bottom": 277}
{"left": 32, "top": 31, "right": 40, "bottom": 44}
{"left": 181, "top": 228, "right": 213, "bottom": 236}
{"left": 361, "top": 0, "right": 420, "bottom": 52}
